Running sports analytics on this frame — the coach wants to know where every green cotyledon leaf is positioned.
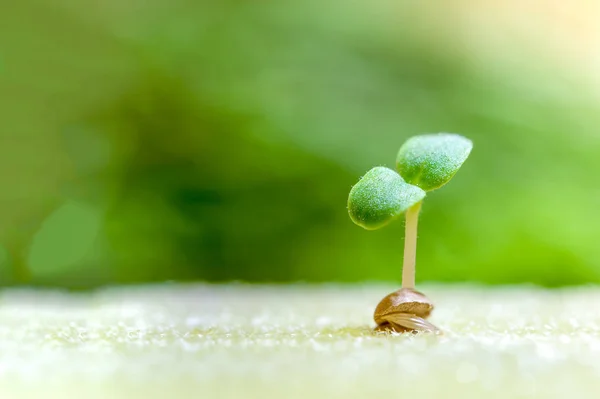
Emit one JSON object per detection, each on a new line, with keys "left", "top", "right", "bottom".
{"left": 347, "top": 167, "right": 425, "bottom": 230}
{"left": 396, "top": 133, "right": 473, "bottom": 191}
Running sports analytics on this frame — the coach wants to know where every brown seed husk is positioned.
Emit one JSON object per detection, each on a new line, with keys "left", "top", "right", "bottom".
{"left": 373, "top": 288, "right": 437, "bottom": 333}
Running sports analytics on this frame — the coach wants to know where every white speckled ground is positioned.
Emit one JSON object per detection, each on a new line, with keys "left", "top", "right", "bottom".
{"left": 1, "top": 284, "right": 600, "bottom": 399}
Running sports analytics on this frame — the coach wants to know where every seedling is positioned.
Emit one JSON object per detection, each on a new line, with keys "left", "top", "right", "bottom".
{"left": 348, "top": 133, "right": 472, "bottom": 333}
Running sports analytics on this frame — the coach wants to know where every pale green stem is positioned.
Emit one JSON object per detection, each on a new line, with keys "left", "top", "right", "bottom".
{"left": 402, "top": 201, "right": 422, "bottom": 289}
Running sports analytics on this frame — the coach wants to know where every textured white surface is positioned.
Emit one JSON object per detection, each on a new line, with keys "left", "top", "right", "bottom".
{"left": 1, "top": 284, "right": 600, "bottom": 398}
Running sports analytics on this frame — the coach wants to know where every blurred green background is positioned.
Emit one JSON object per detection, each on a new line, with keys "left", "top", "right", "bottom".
{"left": 1, "top": 0, "right": 599, "bottom": 288}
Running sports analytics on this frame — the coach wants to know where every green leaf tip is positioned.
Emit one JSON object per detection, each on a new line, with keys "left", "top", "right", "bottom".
{"left": 347, "top": 167, "right": 426, "bottom": 230}
{"left": 396, "top": 133, "right": 473, "bottom": 191}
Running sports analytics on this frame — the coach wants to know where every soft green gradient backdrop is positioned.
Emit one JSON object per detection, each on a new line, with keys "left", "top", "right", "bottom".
{"left": 1, "top": 0, "right": 599, "bottom": 287}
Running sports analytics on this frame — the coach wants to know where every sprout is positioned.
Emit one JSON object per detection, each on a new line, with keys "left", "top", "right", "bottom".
{"left": 347, "top": 133, "right": 473, "bottom": 333}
